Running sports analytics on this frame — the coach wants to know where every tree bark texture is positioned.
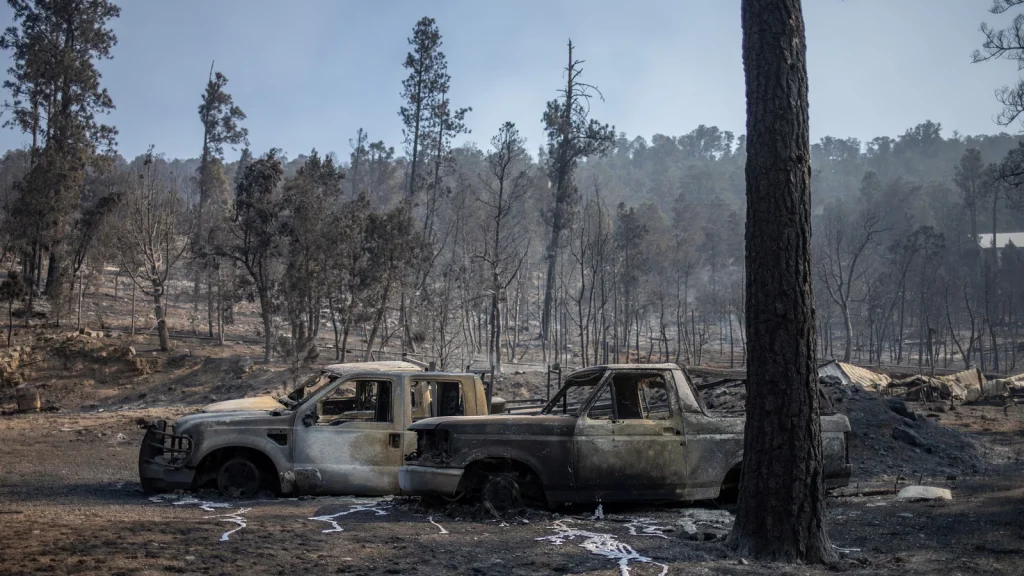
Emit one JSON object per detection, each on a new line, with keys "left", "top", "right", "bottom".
{"left": 154, "top": 291, "right": 170, "bottom": 352}
{"left": 730, "top": 0, "right": 835, "bottom": 564}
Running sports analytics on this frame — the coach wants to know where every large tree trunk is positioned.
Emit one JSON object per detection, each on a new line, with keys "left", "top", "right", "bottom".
{"left": 340, "top": 321, "right": 350, "bottom": 363}
{"left": 216, "top": 267, "right": 225, "bottom": 346}
{"left": 130, "top": 281, "right": 136, "bottom": 341}
{"left": 207, "top": 276, "right": 215, "bottom": 338}
{"left": 730, "top": 0, "right": 835, "bottom": 564}
{"left": 541, "top": 234, "right": 559, "bottom": 344}
{"left": 259, "top": 289, "right": 273, "bottom": 363}
{"left": 841, "top": 305, "right": 853, "bottom": 362}
{"left": 154, "top": 290, "right": 170, "bottom": 352}
{"left": 492, "top": 287, "right": 502, "bottom": 374}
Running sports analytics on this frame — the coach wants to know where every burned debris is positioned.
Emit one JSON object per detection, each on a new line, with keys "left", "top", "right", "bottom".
{"left": 691, "top": 360, "right": 1012, "bottom": 484}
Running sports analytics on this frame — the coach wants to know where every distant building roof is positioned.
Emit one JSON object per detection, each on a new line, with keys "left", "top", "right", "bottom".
{"left": 817, "top": 360, "right": 891, "bottom": 391}
{"left": 322, "top": 361, "right": 424, "bottom": 374}
{"left": 977, "top": 232, "right": 1024, "bottom": 249}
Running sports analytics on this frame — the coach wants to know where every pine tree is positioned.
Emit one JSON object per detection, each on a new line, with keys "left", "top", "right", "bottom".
{"left": 0, "top": 0, "right": 121, "bottom": 299}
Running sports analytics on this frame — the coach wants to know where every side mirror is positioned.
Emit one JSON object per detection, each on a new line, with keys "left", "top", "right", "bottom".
{"left": 302, "top": 412, "right": 316, "bottom": 427}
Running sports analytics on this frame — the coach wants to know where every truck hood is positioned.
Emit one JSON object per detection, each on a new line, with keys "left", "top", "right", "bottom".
{"left": 200, "top": 396, "right": 283, "bottom": 413}
{"left": 173, "top": 406, "right": 288, "bottom": 433}
{"left": 410, "top": 414, "right": 577, "bottom": 436}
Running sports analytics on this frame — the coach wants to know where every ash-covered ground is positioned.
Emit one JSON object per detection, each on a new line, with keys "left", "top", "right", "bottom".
{"left": 2, "top": 339, "right": 1023, "bottom": 575}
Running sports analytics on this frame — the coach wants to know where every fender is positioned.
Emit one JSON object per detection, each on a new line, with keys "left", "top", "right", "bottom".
{"left": 191, "top": 436, "right": 291, "bottom": 479}
{"left": 460, "top": 447, "right": 556, "bottom": 487}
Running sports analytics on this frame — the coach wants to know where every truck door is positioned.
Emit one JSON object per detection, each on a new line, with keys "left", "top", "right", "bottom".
{"left": 292, "top": 377, "right": 405, "bottom": 495}
{"left": 406, "top": 376, "right": 474, "bottom": 462}
{"left": 573, "top": 371, "right": 688, "bottom": 502}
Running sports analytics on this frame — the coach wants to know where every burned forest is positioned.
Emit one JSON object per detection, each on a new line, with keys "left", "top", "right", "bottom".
{"left": 0, "top": 1, "right": 1023, "bottom": 575}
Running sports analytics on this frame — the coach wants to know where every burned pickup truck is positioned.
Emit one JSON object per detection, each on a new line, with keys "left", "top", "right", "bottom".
{"left": 399, "top": 364, "right": 852, "bottom": 506}
{"left": 139, "top": 361, "right": 491, "bottom": 498}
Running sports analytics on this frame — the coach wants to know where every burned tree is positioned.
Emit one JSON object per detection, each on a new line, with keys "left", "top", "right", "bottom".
{"left": 975, "top": 0, "right": 1024, "bottom": 130}
{"left": 0, "top": 269, "right": 26, "bottom": 346}
{"left": 194, "top": 65, "right": 248, "bottom": 337}
{"left": 361, "top": 205, "right": 424, "bottom": 361}
{"left": 540, "top": 40, "right": 615, "bottom": 347}
{"left": 477, "top": 122, "right": 532, "bottom": 373}
{"left": 111, "top": 150, "right": 191, "bottom": 352}
{"left": 400, "top": 16, "right": 452, "bottom": 200}
{"left": 279, "top": 150, "right": 344, "bottom": 371}
{"left": 730, "top": 0, "right": 835, "bottom": 563}
{"left": 0, "top": 0, "right": 120, "bottom": 298}
{"left": 817, "top": 206, "right": 884, "bottom": 362}
{"left": 217, "top": 150, "right": 284, "bottom": 363}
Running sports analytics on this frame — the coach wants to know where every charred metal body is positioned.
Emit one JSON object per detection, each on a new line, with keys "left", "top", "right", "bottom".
{"left": 138, "top": 361, "right": 491, "bottom": 498}
{"left": 400, "top": 364, "right": 852, "bottom": 505}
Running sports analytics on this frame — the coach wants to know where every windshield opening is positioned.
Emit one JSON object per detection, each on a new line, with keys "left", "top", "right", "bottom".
{"left": 541, "top": 370, "right": 605, "bottom": 416}
{"left": 278, "top": 372, "right": 340, "bottom": 408}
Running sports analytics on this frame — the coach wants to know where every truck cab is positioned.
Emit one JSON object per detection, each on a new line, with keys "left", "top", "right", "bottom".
{"left": 138, "top": 361, "right": 490, "bottom": 498}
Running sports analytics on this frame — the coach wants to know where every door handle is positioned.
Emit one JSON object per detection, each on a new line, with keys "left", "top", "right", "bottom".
{"left": 388, "top": 433, "right": 401, "bottom": 449}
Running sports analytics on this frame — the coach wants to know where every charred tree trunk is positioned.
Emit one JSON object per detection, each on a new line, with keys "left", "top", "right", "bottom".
{"left": 841, "top": 306, "right": 853, "bottom": 362}
{"left": 207, "top": 276, "right": 215, "bottom": 338}
{"left": 340, "top": 321, "right": 351, "bottom": 363}
{"left": 44, "top": 251, "right": 60, "bottom": 297}
{"left": 154, "top": 288, "right": 170, "bottom": 352}
{"left": 729, "top": 0, "right": 834, "bottom": 563}
{"left": 130, "top": 281, "right": 136, "bottom": 341}
{"left": 216, "top": 267, "right": 225, "bottom": 346}
{"left": 259, "top": 288, "right": 273, "bottom": 363}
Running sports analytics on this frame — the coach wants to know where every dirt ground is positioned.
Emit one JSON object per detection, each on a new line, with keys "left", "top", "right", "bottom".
{"left": 1, "top": 382, "right": 1023, "bottom": 575}
{"left": 0, "top": 278, "right": 1022, "bottom": 575}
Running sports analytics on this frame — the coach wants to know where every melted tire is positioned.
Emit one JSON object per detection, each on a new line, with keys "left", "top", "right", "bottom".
{"left": 480, "top": 474, "right": 522, "bottom": 515}
{"left": 216, "top": 456, "right": 261, "bottom": 499}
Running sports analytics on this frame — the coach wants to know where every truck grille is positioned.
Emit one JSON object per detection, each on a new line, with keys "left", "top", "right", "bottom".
{"left": 412, "top": 429, "right": 451, "bottom": 465}
{"left": 139, "top": 419, "right": 193, "bottom": 468}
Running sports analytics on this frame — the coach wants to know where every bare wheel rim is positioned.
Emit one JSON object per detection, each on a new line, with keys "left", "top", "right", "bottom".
{"left": 481, "top": 475, "right": 521, "bottom": 514}
{"left": 217, "top": 458, "right": 260, "bottom": 498}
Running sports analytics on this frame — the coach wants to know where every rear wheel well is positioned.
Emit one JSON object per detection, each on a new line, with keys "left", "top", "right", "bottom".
{"left": 717, "top": 464, "right": 742, "bottom": 504}
{"left": 459, "top": 458, "right": 546, "bottom": 506}
{"left": 195, "top": 447, "right": 281, "bottom": 495}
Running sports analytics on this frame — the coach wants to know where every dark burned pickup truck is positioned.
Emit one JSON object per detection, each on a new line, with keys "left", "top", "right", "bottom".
{"left": 399, "top": 364, "right": 852, "bottom": 506}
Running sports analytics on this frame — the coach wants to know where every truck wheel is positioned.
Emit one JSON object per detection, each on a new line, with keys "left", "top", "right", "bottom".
{"left": 481, "top": 474, "right": 522, "bottom": 515}
{"left": 216, "top": 457, "right": 261, "bottom": 498}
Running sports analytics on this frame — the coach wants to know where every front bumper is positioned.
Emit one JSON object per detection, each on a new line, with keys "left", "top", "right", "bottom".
{"left": 399, "top": 465, "right": 464, "bottom": 496}
{"left": 138, "top": 419, "right": 196, "bottom": 492}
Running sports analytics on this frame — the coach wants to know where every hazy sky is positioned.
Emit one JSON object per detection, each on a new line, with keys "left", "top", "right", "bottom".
{"left": 0, "top": 0, "right": 1019, "bottom": 161}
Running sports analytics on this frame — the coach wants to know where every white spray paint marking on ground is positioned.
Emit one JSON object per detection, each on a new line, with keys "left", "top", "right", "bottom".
{"left": 428, "top": 516, "right": 449, "bottom": 534}
{"left": 205, "top": 507, "right": 251, "bottom": 541}
{"left": 149, "top": 494, "right": 255, "bottom": 541}
{"left": 624, "top": 518, "right": 671, "bottom": 539}
{"left": 537, "top": 520, "right": 668, "bottom": 576}
{"left": 149, "top": 494, "right": 233, "bottom": 512}
{"left": 677, "top": 508, "right": 733, "bottom": 536}
{"left": 308, "top": 502, "right": 391, "bottom": 533}
{"left": 833, "top": 544, "right": 862, "bottom": 554}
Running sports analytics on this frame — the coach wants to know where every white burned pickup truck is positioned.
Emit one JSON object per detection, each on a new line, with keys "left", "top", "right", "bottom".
{"left": 138, "top": 361, "right": 493, "bottom": 498}
{"left": 399, "top": 364, "right": 852, "bottom": 506}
